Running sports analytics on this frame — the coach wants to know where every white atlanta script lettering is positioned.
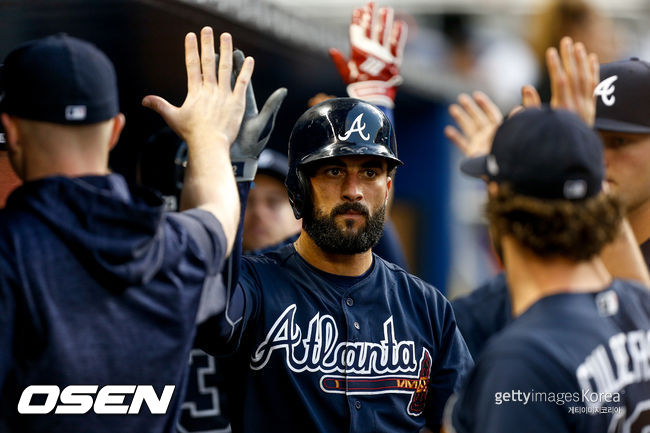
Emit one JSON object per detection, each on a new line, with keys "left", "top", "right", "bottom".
{"left": 250, "top": 304, "right": 418, "bottom": 374}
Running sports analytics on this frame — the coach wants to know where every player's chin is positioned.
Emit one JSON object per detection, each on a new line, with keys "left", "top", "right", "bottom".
{"left": 337, "top": 216, "right": 367, "bottom": 231}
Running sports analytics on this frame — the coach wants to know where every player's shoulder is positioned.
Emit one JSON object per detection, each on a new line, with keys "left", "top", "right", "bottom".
{"left": 609, "top": 278, "right": 650, "bottom": 317}
{"left": 375, "top": 253, "right": 424, "bottom": 284}
{"left": 242, "top": 243, "right": 296, "bottom": 267}
{"left": 452, "top": 273, "right": 509, "bottom": 308}
{"left": 611, "top": 278, "right": 650, "bottom": 300}
{"left": 373, "top": 253, "right": 447, "bottom": 300}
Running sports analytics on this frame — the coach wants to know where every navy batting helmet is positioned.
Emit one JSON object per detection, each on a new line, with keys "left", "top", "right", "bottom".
{"left": 286, "top": 97, "right": 402, "bottom": 219}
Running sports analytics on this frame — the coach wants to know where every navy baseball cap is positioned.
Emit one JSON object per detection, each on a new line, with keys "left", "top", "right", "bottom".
{"left": 0, "top": 33, "right": 119, "bottom": 124}
{"left": 595, "top": 58, "right": 650, "bottom": 134}
{"left": 257, "top": 149, "right": 289, "bottom": 182}
{"left": 461, "top": 107, "right": 604, "bottom": 200}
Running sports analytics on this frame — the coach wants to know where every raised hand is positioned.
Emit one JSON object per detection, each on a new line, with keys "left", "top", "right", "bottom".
{"left": 444, "top": 91, "right": 503, "bottom": 157}
{"left": 142, "top": 28, "right": 253, "bottom": 152}
{"left": 516, "top": 37, "right": 599, "bottom": 126}
{"left": 547, "top": 36, "right": 599, "bottom": 126}
{"left": 142, "top": 27, "right": 253, "bottom": 252}
{"left": 329, "top": 1, "right": 407, "bottom": 108}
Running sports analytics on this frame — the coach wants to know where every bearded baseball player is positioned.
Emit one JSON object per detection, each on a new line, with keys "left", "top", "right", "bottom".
{"left": 444, "top": 106, "right": 650, "bottom": 433}
{"left": 176, "top": 96, "right": 473, "bottom": 433}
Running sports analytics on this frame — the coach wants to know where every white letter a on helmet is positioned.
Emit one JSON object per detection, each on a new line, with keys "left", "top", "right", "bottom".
{"left": 338, "top": 113, "right": 371, "bottom": 141}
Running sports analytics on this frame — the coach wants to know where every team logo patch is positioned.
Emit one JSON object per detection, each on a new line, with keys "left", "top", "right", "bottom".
{"left": 65, "top": 105, "right": 87, "bottom": 121}
{"left": 594, "top": 75, "right": 618, "bottom": 106}
{"left": 338, "top": 113, "right": 371, "bottom": 141}
{"left": 251, "top": 305, "right": 432, "bottom": 416}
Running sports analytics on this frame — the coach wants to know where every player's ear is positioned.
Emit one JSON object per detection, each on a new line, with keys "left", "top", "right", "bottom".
{"left": 108, "top": 113, "right": 126, "bottom": 151}
{"left": 488, "top": 181, "right": 499, "bottom": 196}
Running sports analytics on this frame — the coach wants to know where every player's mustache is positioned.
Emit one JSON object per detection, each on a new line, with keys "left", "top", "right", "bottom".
{"left": 331, "top": 202, "right": 370, "bottom": 218}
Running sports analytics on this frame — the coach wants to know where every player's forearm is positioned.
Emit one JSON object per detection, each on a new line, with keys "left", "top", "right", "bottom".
{"left": 600, "top": 217, "right": 650, "bottom": 287}
{"left": 180, "top": 135, "right": 240, "bottom": 256}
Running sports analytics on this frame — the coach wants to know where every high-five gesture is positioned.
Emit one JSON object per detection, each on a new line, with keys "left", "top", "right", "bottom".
{"left": 445, "top": 36, "right": 599, "bottom": 160}
{"left": 444, "top": 91, "right": 503, "bottom": 157}
{"left": 143, "top": 29, "right": 253, "bottom": 152}
{"left": 142, "top": 28, "right": 253, "bottom": 253}
{"left": 516, "top": 37, "right": 599, "bottom": 125}
{"left": 329, "top": 1, "right": 407, "bottom": 108}
{"left": 546, "top": 36, "right": 599, "bottom": 126}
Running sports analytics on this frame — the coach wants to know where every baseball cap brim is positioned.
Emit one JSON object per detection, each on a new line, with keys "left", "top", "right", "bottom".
{"left": 594, "top": 117, "right": 650, "bottom": 134}
{"left": 460, "top": 154, "right": 488, "bottom": 178}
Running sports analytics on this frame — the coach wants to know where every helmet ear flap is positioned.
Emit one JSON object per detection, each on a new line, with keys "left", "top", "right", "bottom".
{"left": 288, "top": 167, "right": 311, "bottom": 220}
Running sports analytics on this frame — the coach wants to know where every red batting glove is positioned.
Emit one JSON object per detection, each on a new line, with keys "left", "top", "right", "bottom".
{"left": 329, "top": 2, "right": 407, "bottom": 108}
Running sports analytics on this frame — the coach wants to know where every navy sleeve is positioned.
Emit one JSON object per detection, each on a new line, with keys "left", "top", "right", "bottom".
{"left": 451, "top": 273, "right": 511, "bottom": 359}
{"left": 0, "top": 219, "right": 15, "bottom": 393}
{"left": 195, "top": 182, "right": 261, "bottom": 355}
{"left": 448, "top": 352, "right": 569, "bottom": 433}
{"left": 426, "top": 296, "right": 474, "bottom": 428}
{"left": 172, "top": 208, "right": 228, "bottom": 275}
{"left": 0, "top": 265, "right": 14, "bottom": 393}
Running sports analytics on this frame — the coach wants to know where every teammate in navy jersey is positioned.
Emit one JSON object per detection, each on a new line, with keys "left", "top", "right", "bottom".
{"left": 0, "top": 28, "right": 251, "bottom": 433}
{"left": 446, "top": 37, "right": 650, "bottom": 359}
{"left": 177, "top": 5, "right": 412, "bottom": 428}
{"left": 190, "top": 95, "right": 473, "bottom": 433}
{"left": 444, "top": 106, "right": 650, "bottom": 433}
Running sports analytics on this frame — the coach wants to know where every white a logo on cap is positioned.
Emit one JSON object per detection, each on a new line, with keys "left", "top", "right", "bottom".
{"left": 338, "top": 113, "right": 370, "bottom": 141}
{"left": 65, "top": 105, "right": 87, "bottom": 121}
{"left": 594, "top": 75, "right": 618, "bottom": 106}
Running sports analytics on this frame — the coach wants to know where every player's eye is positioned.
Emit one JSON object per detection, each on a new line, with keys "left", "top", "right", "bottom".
{"left": 606, "top": 136, "right": 631, "bottom": 148}
{"left": 364, "top": 169, "right": 377, "bottom": 178}
{"left": 326, "top": 167, "right": 343, "bottom": 176}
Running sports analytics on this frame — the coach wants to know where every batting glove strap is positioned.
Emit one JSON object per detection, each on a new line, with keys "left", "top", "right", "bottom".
{"left": 232, "top": 158, "right": 259, "bottom": 182}
{"left": 346, "top": 77, "right": 402, "bottom": 108}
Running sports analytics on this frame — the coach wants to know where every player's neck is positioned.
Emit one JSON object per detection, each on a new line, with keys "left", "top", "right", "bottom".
{"left": 294, "top": 230, "right": 373, "bottom": 276}
{"left": 627, "top": 199, "right": 650, "bottom": 246}
{"left": 502, "top": 236, "right": 611, "bottom": 317}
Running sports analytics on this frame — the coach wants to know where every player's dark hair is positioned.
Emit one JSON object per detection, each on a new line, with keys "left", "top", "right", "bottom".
{"left": 486, "top": 184, "right": 623, "bottom": 261}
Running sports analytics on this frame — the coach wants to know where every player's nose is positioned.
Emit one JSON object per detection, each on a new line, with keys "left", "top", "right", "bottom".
{"left": 341, "top": 174, "right": 363, "bottom": 202}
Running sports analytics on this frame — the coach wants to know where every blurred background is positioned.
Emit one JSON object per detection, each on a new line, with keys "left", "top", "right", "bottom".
{"left": 2, "top": 0, "right": 649, "bottom": 297}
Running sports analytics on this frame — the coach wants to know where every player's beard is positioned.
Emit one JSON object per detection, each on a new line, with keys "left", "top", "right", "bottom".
{"left": 303, "top": 201, "right": 385, "bottom": 255}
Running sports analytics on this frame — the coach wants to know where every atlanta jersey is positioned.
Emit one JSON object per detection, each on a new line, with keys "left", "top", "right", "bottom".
{"left": 445, "top": 279, "right": 650, "bottom": 433}
{"left": 199, "top": 244, "right": 473, "bottom": 433}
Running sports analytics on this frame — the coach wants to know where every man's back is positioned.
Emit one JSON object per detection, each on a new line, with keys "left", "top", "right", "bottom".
{"left": 449, "top": 279, "right": 650, "bottom": 433}
{"left": 0, "top": 175, "right": 227, "bottom": 433}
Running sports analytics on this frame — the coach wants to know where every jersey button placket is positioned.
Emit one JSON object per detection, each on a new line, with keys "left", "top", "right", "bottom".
{"left": 346, "top": 297, "right": 354, "bottom": 307}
